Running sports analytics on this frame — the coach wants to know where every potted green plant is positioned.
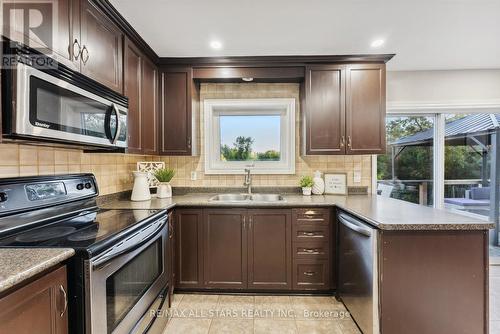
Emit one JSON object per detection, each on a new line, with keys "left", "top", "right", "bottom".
{"left": 299, "top": 175, "right": 314, "bottom": 196}
{"left": 154, "top": 168, "right": 176, "bottom": 198}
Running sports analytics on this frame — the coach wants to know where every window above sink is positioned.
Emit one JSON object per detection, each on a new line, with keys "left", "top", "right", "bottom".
{"left": 204, "top": 98, "right": 296, "bottom": 174}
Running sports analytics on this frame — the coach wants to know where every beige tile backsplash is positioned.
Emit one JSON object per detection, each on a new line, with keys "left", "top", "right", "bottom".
{"left": 0, "top": 143, "right": 154, "bottom": 195}
{"left": 0, "top": 83, "right": 373, "bottom": 195}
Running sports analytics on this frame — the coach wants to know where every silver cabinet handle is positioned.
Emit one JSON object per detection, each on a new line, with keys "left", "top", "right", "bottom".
{"left": 340, "top": 136, "right": 345, "bottom": 147}
{"left": 59, "top": 285, "right": 68, "bottom": 317}
{"left": 347, "top": 135, "right": 352, "bottom": 148}
{"left": 303, "top": 271, "right": 316, "bottom": 276}
{"left": 302, "top": 232, "right": 316, "bottom": 236}
{"left": 81, "top": 45, "right": 89, "bottom": 64}
{"left": 72, "top": 39, "right": 81, "bottom": 60}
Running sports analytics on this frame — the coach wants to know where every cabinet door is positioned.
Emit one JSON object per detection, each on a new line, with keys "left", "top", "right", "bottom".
{"left": 345, "top": 64, "right": 386, "bottom": 154}
{"left": 124, "top": 39, "right": 142, "bottom": 153}
{"left": 160, "top": 68, "right": 193, "bottom": 155}
{"left": 141, "top": 57, "right": 159, "bottom": 155}
{"left": 175, "top": 209, "right": 204, "bottom": 288}
{"left": 203, "top": 209, "right": 247, "bottom": 289}
{"left": 304, "top": 65, "right": 345, "bottom": 155}
{"left": 247, "top": 209, "right": 292, "bottom": 290}
{"left": 80, "top": 0, "right": 123, "bottom": 93}
{"left": 2, "top": 0, "right": 79, "bottom": 70}
{"left": 0, "top": 266, "right": 68, "bottom": 334}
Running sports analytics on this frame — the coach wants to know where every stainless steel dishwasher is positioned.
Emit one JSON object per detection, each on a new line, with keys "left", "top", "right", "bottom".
{"left": 337, "top": 211, "right": 379, "bottom": 334}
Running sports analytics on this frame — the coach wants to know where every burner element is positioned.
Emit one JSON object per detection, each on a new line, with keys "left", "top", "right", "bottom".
{"left": 15, "top": 226, "right": 77, "bottom": 243}
{"left": 68, "top": 225, "right": 107, "bottom": 242}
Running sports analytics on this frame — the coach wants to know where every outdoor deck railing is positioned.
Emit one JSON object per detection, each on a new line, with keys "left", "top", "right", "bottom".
{"left": 378, "top": 179, "right": 485, "bottom": 205}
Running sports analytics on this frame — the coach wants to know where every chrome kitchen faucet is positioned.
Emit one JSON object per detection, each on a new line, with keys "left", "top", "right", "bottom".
{"left": 244, "top": 168, "right": 252, "bottom": 194}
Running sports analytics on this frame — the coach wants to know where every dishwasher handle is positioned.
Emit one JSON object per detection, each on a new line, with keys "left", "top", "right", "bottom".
{"left": 338, "top": 213, "right": 372, "bottom": 237}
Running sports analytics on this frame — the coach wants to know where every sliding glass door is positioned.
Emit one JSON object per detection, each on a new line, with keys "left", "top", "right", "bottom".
{"left": 378, "top": 111, "right": 500, "bottom": 223}
{"left": 377, "top": 115, "right": 434, "bottom": 206}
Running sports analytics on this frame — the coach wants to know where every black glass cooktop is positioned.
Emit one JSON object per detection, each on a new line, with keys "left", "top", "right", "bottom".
{"left": 0, "top": 208, "right": 164, "bottom": 258}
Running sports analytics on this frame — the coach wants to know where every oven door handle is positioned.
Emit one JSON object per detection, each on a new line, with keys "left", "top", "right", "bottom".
{"left": 92, "top": 217, "right": 167, "bottom": 270}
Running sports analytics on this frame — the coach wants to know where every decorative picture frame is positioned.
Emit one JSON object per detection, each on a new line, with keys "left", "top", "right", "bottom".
{"left": 137, "top": 161, "right": 165, "bottom": 188}
{"left": 324, "top": 173, "right": 348, "bottom": 195}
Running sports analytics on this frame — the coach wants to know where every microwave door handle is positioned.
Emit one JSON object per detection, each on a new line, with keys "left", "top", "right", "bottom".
{"left": 92, "top": 217, "right": 167, "bottom": 269}
{"left": 111, "top": 104, "right": 121, "bottom": 144}
{"left": 104, "top": 105, "right": 113, "bottom": 143}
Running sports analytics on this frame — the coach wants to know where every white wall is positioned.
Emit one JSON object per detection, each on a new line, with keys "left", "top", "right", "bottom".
{"left": 387, "top": 69, "right": 500, "bottom": 108}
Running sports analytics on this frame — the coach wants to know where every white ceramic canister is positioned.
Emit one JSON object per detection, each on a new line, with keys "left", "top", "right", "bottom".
{"left": 312, "top": 170, "right": 325, "bottom": 195}
{"left": 131, "top": 171, "right": 151, "bottom": 201}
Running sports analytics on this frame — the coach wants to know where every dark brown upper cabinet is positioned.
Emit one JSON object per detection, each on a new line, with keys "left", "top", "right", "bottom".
{"left": 53, "top": 0, "right": 80, "bottom": 71}
{"left": 175, "top": 209, "right": 204, "bottom": 289}
{"left": 0, "top": 265, "right": 68, "bottom": 334}
{"left": 79, "top": 0, "right": 123, "bottom": 93}
{"left": 124, "top": 39, "right": 142, "bottom": 153}
{"left": 3, "top": 0, "right": 79, "bottom": 71}
{"left": 304, "top": 65, "right": 346, "bottom": 155}
{"left": 203, "top": 209, "right": 248, "bottom": 289}
{"left": 345, "top": 64, "right": 386, "bottom": 154}
{"left": 247, "top": 209, "right": 292, "bottom": 290}
{"left": 5, "top": 0, "right": 123, "bottom": 92}
{"left": 303, "top": 63, "right": 386, "bottom": 155}
{"left": 124, "top": 39, "right": 159, "bottom": 155}
{"left": 160, "top": 67, "right": 197, "bottom": 156}
{"left": 141, "top": 57, "right": 159, "bottom": 155}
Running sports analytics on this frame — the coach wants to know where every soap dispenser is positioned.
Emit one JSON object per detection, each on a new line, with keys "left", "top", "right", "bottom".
{"left": 312, "top": 170, "right": 325, "bottom": 195}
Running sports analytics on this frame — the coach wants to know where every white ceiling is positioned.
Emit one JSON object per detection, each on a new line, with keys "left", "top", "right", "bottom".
{"left": 110, "top": 0, "right": 500, "bottom": 71}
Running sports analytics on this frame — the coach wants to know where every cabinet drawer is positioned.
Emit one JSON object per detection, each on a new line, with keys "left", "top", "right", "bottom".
{"left": 293, "top": 208, "right": 330, "bottom": 225}
{"left": 293, "top": 224, "right": 330, "bottom": 241}
{"left": 293, "top": 241, "right": 329, "bottom": 259}
{"left": 293, "top": 259, "right": 330, "bottom": 290}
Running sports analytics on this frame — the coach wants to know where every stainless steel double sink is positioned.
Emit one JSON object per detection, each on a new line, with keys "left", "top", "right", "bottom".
{"left": 209, "top": 193, "right": 285, "bottom": 203}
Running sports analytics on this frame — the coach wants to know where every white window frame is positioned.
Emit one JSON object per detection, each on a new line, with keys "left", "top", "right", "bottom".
{"left": 376, "top": 101, "right": 500, "bottom": 215}
{"left": 204, "top": 98, "right": 296, "bottom": 174}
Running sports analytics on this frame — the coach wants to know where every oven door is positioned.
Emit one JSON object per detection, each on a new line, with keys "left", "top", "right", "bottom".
{"left": 86, "top": 217, "right": 168, "bottom": 334}
{"left": 13, "top": 62, "right": 127, "bottom": 148}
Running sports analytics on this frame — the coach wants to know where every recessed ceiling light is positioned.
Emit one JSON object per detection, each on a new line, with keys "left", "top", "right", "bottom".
{"left": 210, "top": 40, "right": 222, "bottom": 50}
{"left": 242, "top": 77, "right": 254, "bottom": 82}
{"left": 371, "top": 39, "right": 385, "bottom": 48}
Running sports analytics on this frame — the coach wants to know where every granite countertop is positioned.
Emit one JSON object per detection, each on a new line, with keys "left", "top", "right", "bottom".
{"left": 100, "top": 193, "right": 494, "bottom": 231}
{"left": 0, "top": 248, "right": 75, "bottom": 294}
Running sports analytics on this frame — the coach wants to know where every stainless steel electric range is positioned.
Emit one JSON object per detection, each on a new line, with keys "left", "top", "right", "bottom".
{"left": 0, "top": 174, "right": 170, "bottom": 334}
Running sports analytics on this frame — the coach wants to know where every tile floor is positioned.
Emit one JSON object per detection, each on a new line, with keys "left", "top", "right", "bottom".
{"left": 161, "top": 294, "right": 360, "bottom": 334}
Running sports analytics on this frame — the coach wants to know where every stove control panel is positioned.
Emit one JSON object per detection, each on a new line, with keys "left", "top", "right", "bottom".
{"left": 0, "top": 174, "right": 98, "bottom": 215}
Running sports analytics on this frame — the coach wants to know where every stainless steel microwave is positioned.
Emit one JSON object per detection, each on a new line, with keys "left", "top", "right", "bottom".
{"left": 2, "top": 60, "right": 128, "bottom": 149}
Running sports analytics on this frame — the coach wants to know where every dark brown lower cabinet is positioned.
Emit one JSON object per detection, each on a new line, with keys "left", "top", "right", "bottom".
{"left": 292, "top": 208, "right": 333, "bottom": 291}
{"left": 293, "top": 259, "right": 330, "bottom": 290}
{"left": 379, "top": 230, "right": 488, "bottom": 334}
{"left": 0, "top": 265, "right": 68, "bottom": 334}
{"left": 247, "top": 209, "right": 292, "bottom": 290}
{"left": 203, "top": 209, "right": 247, "bottom": 289}
{"left": 174, "top": 207, "right": 333, "bottom": 292}
{"left": 175, "top": 209, "right": 204, "bottom": 288}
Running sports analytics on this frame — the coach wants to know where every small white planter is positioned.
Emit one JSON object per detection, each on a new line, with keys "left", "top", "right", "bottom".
{"left": 302, "top": 187, "right": 312, "bottom": 196}
{"left": 157, "top": 182, "right": 172, "bottom": 198}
